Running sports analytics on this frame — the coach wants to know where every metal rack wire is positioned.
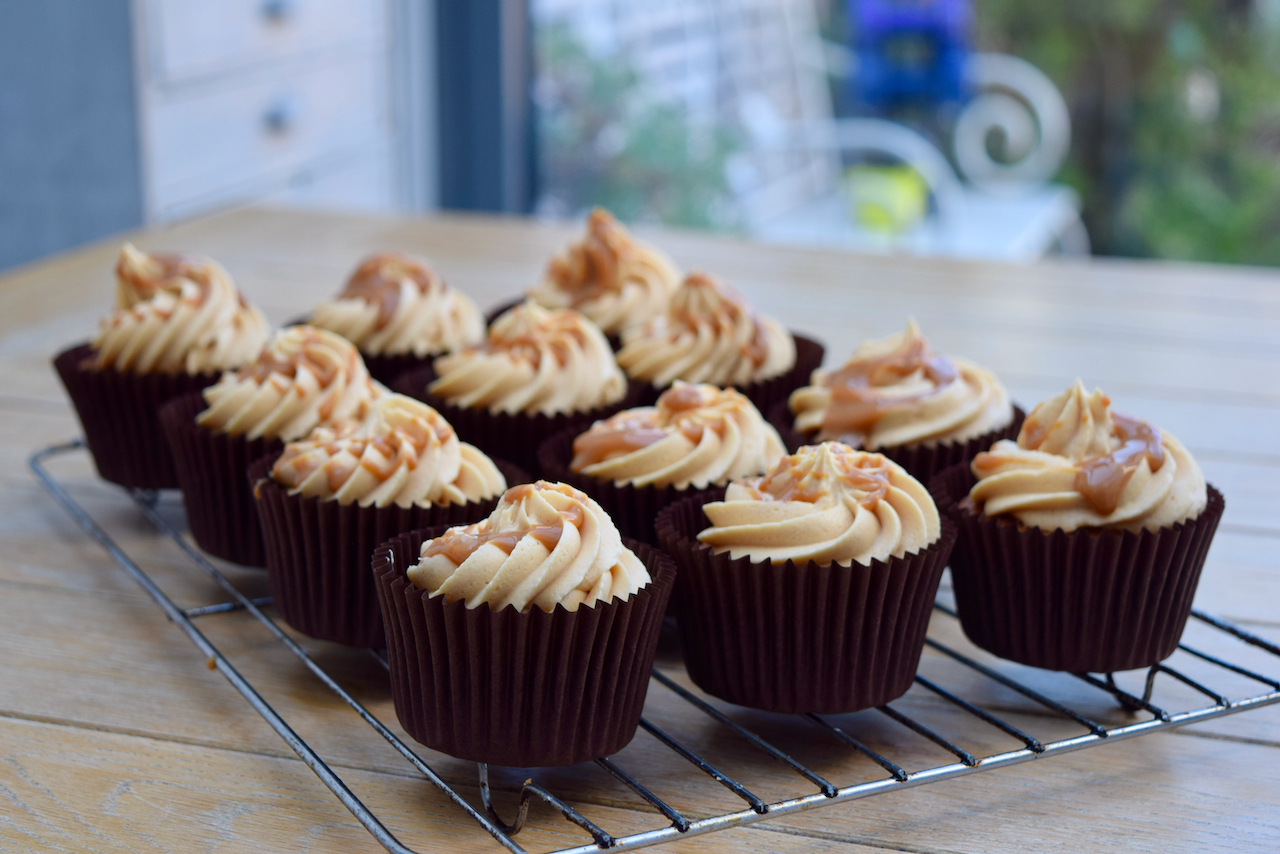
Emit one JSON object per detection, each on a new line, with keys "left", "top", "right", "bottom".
{"left": 31, "top": 439, "right": 1280, "bottom": 854}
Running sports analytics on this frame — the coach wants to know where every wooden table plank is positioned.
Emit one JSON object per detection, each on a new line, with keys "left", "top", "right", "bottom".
{"left": 2, "top": 716, "right": 909, "bottom": 854}
{"left": 2, "top": 207, "right": 1278, "bottom": 853}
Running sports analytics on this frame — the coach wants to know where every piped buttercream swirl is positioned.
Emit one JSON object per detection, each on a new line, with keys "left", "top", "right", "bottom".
{"left": 92, "top": 244, "right": 269, "bottom": 374}
{"left": 198, "top": 325, "right": 383, "bottom": 441}
{"left": 968, "top": 380, "right": 1207, "bottom": 533}
{"left": 529, "top": 208, "right": 680, "bottom": 334}
{"left": 571, "top": 382, "right": 786, "bottom": 489}
{"left": 698, "top": 442, "right": 941, "bottom": 566}
{"left": 616, "top": 272, "right": 795, "bottom": 388}
{"left": 789, "top": 321, "right": 1012, "bottom": 449}
{"left": 407, "top": 481, "right": 651, "bottom": 612}
{"left": 429, "top": 301, "right": 626, "bottom": 416}
{"left": 270, "top": 394, "right": 506, "bottom": 508}
{"left": 309, "top": 252, "right": 484, "bottom": 356}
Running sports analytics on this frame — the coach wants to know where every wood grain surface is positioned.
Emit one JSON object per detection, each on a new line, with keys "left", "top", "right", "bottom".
{"left": 1, "top": 207, "right": 1277, "bottom": 853}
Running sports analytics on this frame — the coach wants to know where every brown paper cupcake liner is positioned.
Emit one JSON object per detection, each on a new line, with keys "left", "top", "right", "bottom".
{"left": 766, "top": 399, "right": 810, "bottom": 453}
{"left": 251, "top": 454, "right": 529, "bottom": 647}
{"left": 537, "top": 427, "right": 708, "bottom": 547}
{"left": 54, "top": 343, "right": 219, "bottom": 490}
{"left": 160, "top": 392, "right": 282, "bottom": 567}
{"left": 768, "top": 401, "right": 1026, "bottom": 487}
{"left": 373, "top": 529, "right": 675, "bottom": 766}
{"left": 931, "top": 464, "right": 1225, "bottom": 673}
{"left": 655, "top": 490, "right": 956, "bottom": 714}
{"left": 484, "top": 297, "right": 523, "bottom": 327}
{"left": 628, "top": 334, "right": 826, "bottom": 415}
{"left": 392, "top": 365, "right": 649, "bottom": 476}
{"left": 361, "top": 352, "right": 434, "bottom": 388}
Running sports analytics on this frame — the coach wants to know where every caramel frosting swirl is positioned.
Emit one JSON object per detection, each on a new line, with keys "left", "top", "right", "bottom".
{"left": 968, "top": 380, "right": 1207, "bottom": 533}
{"left": 407, "top": 481, "right": 651, "bottom": 612}
{"left": 309, "top": 252, "right": 484, "bottom": 356}
{"left": 198, "top": 325, "right": 383, "bottom": 441}
{"left": 698, "top": 442, "right": 941, "bottom": 566}
{"left": 429, "top": 300, "right": 626, "bottom": 416}
{"left": 571, "top": 382, "right": 786, "bottom": 489}
{"left": 789, "top": 321, "right": 1012, "bottom": 449}
{"left": 530, "top": 208, "right": 681, "bottom": 334}
{"left": 270, "top": 394, "right": 505, "bottom": 508}
{"left": 92, "top": 243, "right": 269, "bottom": 374}
{"left": 616, "top": 272, "right": 795, "bottom": 388}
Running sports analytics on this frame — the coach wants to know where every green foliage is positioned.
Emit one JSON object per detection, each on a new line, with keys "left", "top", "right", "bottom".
{"left": 973, "top": 0, "right": 1280, "bottom": 263}
{"left": 534, "top": 22, "right": 740, "bottom": 231}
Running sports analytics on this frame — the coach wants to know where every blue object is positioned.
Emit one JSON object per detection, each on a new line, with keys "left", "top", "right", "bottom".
{"left": 849, "top": 0, "right": 971, "bottom": 109}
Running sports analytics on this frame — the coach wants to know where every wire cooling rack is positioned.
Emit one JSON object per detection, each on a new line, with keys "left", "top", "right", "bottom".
{"left": 31, "top": 439, "right": 1280, "bottom": 854}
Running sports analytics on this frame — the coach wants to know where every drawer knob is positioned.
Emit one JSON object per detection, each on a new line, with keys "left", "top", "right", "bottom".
{"left": 263, "top": 96, "right": 299, "bottom": 134}
{"left": 261, "top": 0, "right": 298, "bottom": 22}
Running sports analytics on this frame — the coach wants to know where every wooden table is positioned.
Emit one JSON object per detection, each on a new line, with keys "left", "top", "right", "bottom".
{"left": 2, "top": 207, "right": 1277, "bottom": 854}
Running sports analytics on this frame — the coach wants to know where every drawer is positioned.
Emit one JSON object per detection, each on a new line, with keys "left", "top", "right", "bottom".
{"left": 267, "top": 145, "right": 394, "bottom": 212}
{"left": 155, "top": 144, "right": 394, "bottom": 222}
{"left": 144, "top": 0, "right": 385, "bottom": 83}
{"left": 148, "top": 52, "right": 387, "bottom": 211}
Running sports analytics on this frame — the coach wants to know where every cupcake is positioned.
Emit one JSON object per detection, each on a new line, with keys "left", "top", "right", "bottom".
{"left": 307, "top": 252, "right": 484, "bottom": 385}
{"left": 538, "top": 381, "right": 787, "bottom": 544}
{"left": 527, "top": 208, "right": 680, "bottom": 343}
{"left": 54, "top": 244, "right": 269, "bottom": 489}
{"left": 778, "top": 320, "right": 1021, "bottom": 485}
{"left": 252, "top": 393, "right": 517, "bottom": 647}
{"left": 392, "top": 300, "right": 644, "bottom": 473}
{"left": 932, "top": 380, "right": 1224, "bottom": 673}
{"left": 656, "top": 443, "right": 956, "bottom": 713}
{"left": 161, "top": 325, "right": 383, "bottom": 566}
{"left": 615, "top": 271, "right": 823, "bottom": 413}
{"left": 373, "top": 481, "right": 675, "bottom": 766}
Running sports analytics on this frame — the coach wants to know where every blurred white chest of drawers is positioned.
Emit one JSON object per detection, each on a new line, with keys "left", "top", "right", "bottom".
{"left": 132, "top": 0, "right": 412, "bottom": 222}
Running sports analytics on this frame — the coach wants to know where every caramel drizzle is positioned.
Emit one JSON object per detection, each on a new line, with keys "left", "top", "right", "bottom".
{"left": 742, "top": 450, "right": 891, "bottom": 510}
{"left": 117, "top": 251, "right": 206, "bottom": 292}
{"left": 659, "top": 382, "right": 715, "bottom": 415}
{"left": 1072, "top": 412, "right": 1164, "bottom": 516}
{"left": 423, "top": 484, "right": 586, "bottom": 564}
{"left": 571, "top": 413, "right": 668, "bottom": 471}
{"left": 235, "top": 331, "right": 350, "bottom": 386}
{"left": 660, "top": 383, "right": 727, "bottom": 442}
{"left": 317, "top": 420, "right": 451, "bottom": 490}
{"left": 276, "top": 405, "right": 454, "bottom": 491}
{"left": 1016, "top": 388, "right": 1112, "bottom": 455}
{"left": 818, "top": 335, "right": 958, "bottom": 441}
{"left": 1017, "top": 403, "right": 1056, "bottom": 450}
{"left": 569, "top": 384, "right": 728, "bottom": 471}
{"left": 340, "top": 253, "right": 443, "bottom": 330}
{"left": 545, "top": 209, "right": 632, "bottom": 306}
{"left": 483, "top": 310, "right": 589, "bottom": 368}
{"left": 116, "top": 251, "right": 230, "bottom": 312}
{"left": 671, "top": 273, "right": 772, "bottom": 367}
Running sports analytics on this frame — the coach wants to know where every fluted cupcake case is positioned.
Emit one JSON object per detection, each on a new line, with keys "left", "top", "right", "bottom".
{"left": 483, "top": 298, "right": 523, "bottom": 331}
{"left": 54, "top": 343, "right": 219, "bottom": 490}
{"left": 656, "top": 489, "right": 957, "bottom": 714}
{"left": 768, "top": 402, "right": 1026, "bottom": 488}
{"left": 391, "top": 365, "right": 650, "bottom": 476}
{"left": 359, "top": 352, "right": 433, "bottom": 388}
{"left": 931, "top": 464, "right": 1225, "bottom": 673}
{"left": 373, "top": 529, "right": 675, "bottom": 766}
{"left": 160, "top": 391, "right": 282, "bottom": 567}
{"left": 251, "top": 455, "right": 529, "bottom": 647}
